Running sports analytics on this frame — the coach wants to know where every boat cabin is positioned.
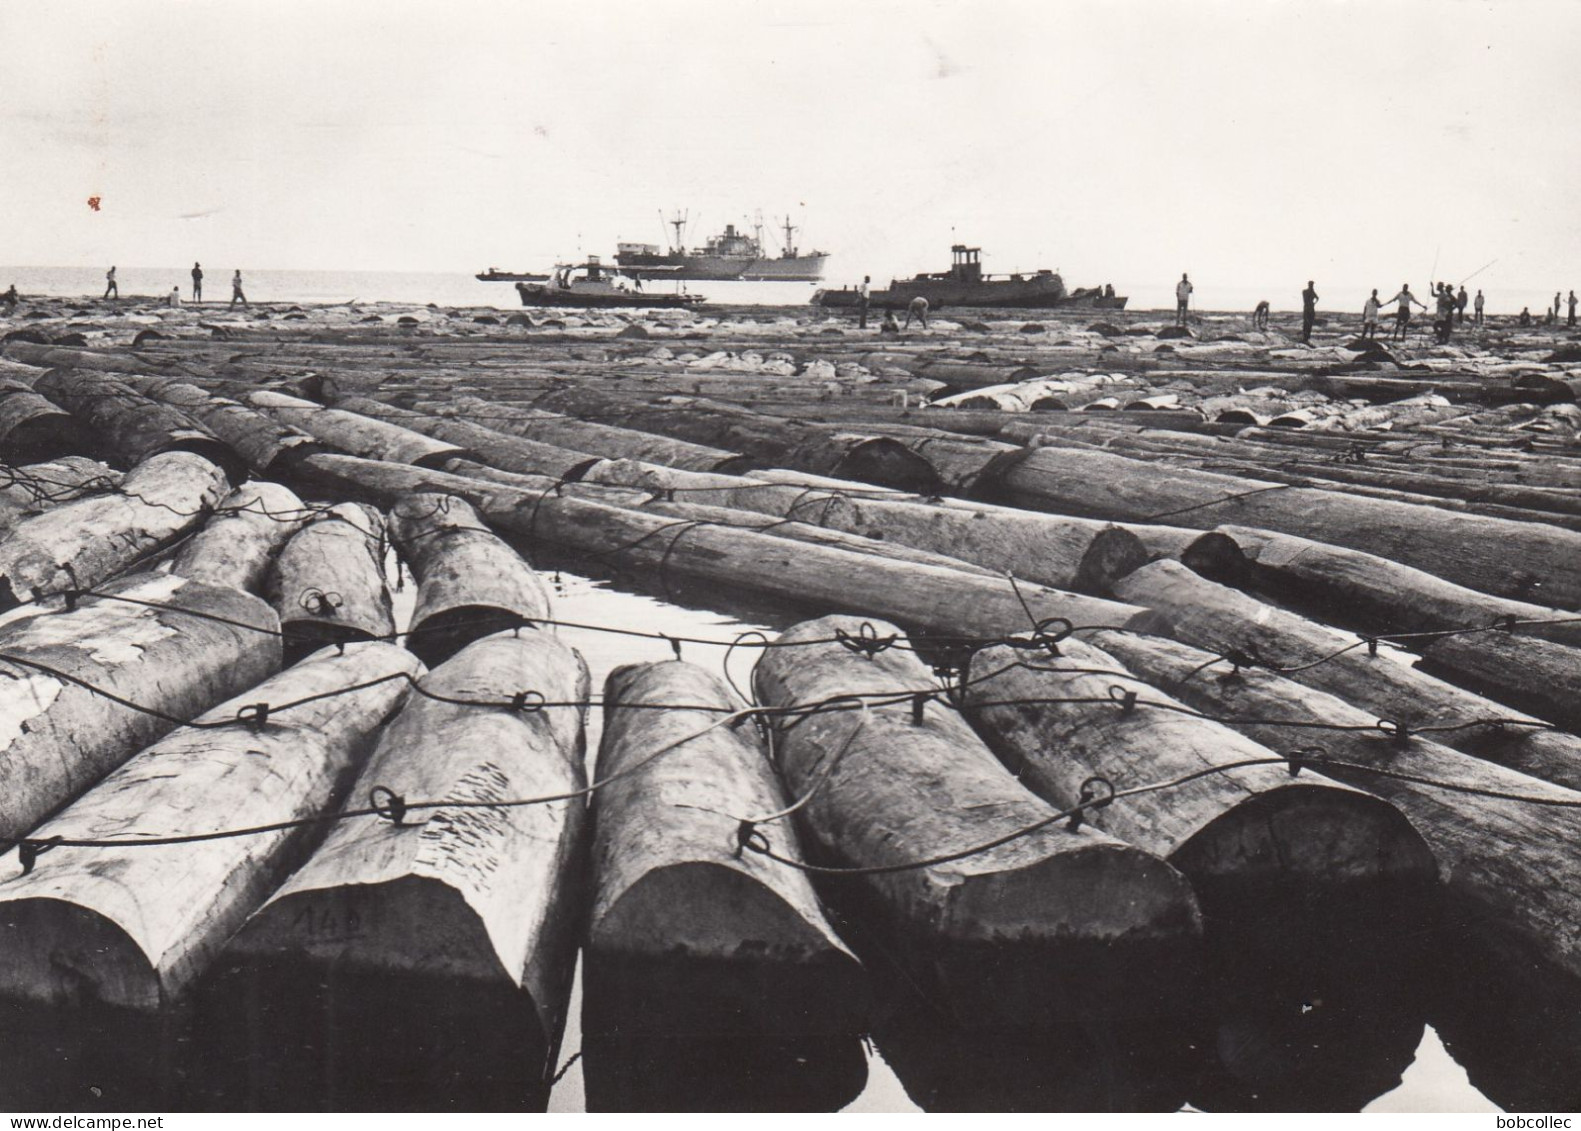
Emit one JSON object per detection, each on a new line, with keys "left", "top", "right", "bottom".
{"left": 947, "top": 245, "right": 984, "bottom": 283}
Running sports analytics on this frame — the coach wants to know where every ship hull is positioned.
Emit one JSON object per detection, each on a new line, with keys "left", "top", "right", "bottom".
{"left": 616, "top": 252, "right": 828, "bottom": 282}
{"left": 813, "top": 286, "right": 1127, "bottom": 311}
{"left": 515, "top": 285, "right": 705, "bottom": 310}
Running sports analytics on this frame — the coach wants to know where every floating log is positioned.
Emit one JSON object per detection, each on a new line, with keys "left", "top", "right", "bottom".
{"left": 1112, "top": 560, "right": 1581, "bottom": 791}
{"left": 335, "top": 396, "right": 601, "bottom": 482}
{"left": 0, "top": 570, "right": 280, "bottom": 840}
{"left": 291, "top": 453, "right": 1169, "bottom": 642}
{"left": 973, "top": 445, "right": 1581, "bottom": 609}
{"left": 266, "top": 501, "right": 393, "bottom": 662}
{"left": 387, "top": 493, "right": 551, "bottom": 666}
{"left": 0, "top": 378, "right": 93, "bottom": 463}
{"left": 963, "top": 635, "right": 1437, "bottom": 928}
{"left": 583, "top": 459, "right": 1151, "bottom": 595}
{"left": 0, "top": 341, "right": 161, "bottom": 376}
{"left": 244, "top": 389, "right": 468, "bottom": 468}
{"left": 0, "top": 455, "right": 120, "bottom": 511}
{"left": 414, "top": 394, "right": 753, "bottom": 472}
{"left": 754, "top": 615, "right": 1201, "bottom": 1028}
{"left": 530, "top": 387, "right": 943, "bottom": 491}
{"left": 33, "top": 368, "right": 245, "bottom": 483}
{"left": 202, "top": 633, "right": 586, "bottom": 1111}
{"left": 589, "top": 660, "right": 866, "bottom": 1040}
{"left": 1084, "top": 627, "right": 1581, "bottom": 987}
{"left": 121, "top": 376, "right": 320, "bottom": 473}
{"left": 0, "top": 641, "right": 420, "bottom": 1107}
{"left": 1417, "top": 632, "right": 1581, "bottom": 732}
{"left": 1311, "top": 372, "right": 1573, "bottom": 406}
{"left": 912, "top": 361, "right": 1038, "bottom": 391}
{"left": 0, "top": 451, "right": 231, "bottom": 609}
{"left": 168, "top": 480, "right": 309, "bottom": 594}
{"left": 1211, "top": 523, "right": 1581, "bottom": 648}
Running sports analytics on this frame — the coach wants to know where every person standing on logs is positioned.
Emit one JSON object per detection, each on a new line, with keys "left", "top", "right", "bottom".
{"left": 2, "top": 284, "right": 18, "bottom": 309}
{"left": 1456, "top": 285, "right": 1468, "bottom": 324}
{"left": 192, "top": 262, "right": 204, "bottom": 303}
{"left": 1252, "top": 299, "right": 1270, "bottom": 330}
{"left": 858, "top": 275, "right": 871, "bottom": 329}
{"left": 103, "top": 266, "right": 118, "bottom": 300}
{"left": 1434, "top": 283, "right": 1457, "bottom": 343}
{"left": 1569, "top": 290, "right": 1577, "bottom": 327}
{"left": 1175, "top": 272, "right": 1193, "bottom": 326}
{"left": 1361, "top": 289, "right": 1382, "bottom": 339}
{"left": 1474, "top": 289, "right": 1485, "bottom": 327}
{"left": 1300, "top": 281, "right": 1319, "bottom": 344}
{"left": 1384, "top": 283, "right": 1425, "bottom": 341}
{"left": 1551, "top": 292, "right": 1562, "bottom": 325}
{"left": 230, "top": 269, "right": 248, "bottom": 307}
{"left": 903, "top": 294, "right": 929, "bottom": 330}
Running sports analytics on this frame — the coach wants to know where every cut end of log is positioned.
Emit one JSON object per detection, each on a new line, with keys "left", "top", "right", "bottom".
{"left": 1074, "top": 526, "right": 1150, "bottom": 595}
{"left": 1177, "top": 531, "right": 1252, "bottom": 586}
{"left": 405, "top": 606, "right": 536, "bottom": 668}
{"left": 1171, "top": 782, "right": 1439, "bottom": 929}
{"left": 0, "top": 896, "right": 159, "bottom": 1012}
{"left": 831, "top": 437, "right": 943, "bottom": 493}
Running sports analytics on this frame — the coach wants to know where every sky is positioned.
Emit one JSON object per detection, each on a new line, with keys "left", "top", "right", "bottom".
{"left": 2, "top": 0, "right": 1578, "bottom": 309}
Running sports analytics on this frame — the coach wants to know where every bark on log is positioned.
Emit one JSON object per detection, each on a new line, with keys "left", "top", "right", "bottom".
{"left": 0, "top": 452, "right": 231, "bottom": 609}
{"left": 589, "top": 661, "right": 866, "bottom": 1038}
{"left": 753, "top": 615, "right": 1201, "bottom": 1027}
{"left": 244, "top": 390, "right": 468, "bottom": 469}
{"left": 336, "top": 397, "right": 601, "bottom": 482}
{"left": 530, "top": 388, "right": 943, "bottom": 492}
{"left": 1084, "top": 627, "right": 1581, "bottom": 984}
{"left": 0, "top": 571, "right": 280, "bottom": 840}
{"left": 1417, "top": 632, "right": 1581, "bottom": 732}
{"left": 203, "top": 633, "right": 585, "bottom": 1111}
{"left": 1112, "top": 560, "right": 1581, "bottom": 791}
{"left": 0, "top": 379, "right": 94, "bottom": 463}
{"left": 1211, "top": 524, "right": 1581, "bottom": 648}
{"left": 266, "top": 501, "right": 394, "bottom": 662}
{"left": 121, "top": 376, "right": 320, "bottom": 473}
{"left": 413, "top": 394, "right": 752, "bottom": 473}
{"left": 0, "top": 640, "right": 420, "bottom": 1021}
{"left": 962, "top": 637, "right": 1437, "bottom": 927}
{"left": 978, "top": 445, "right": 1581, "bottom": 609}
{"left": 168, "top": 480, "right": 309, "bottom": 595}
{"left": 34, "top": 369, "right": 245, "bottom": 483}
{"left": 387, "top": 494, "right": 552, "bottom": 667}
{"left": 288, "top": 453, "right": 1171, "bottom": 643}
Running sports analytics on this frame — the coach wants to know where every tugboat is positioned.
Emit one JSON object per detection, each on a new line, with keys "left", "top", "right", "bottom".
{"left": 615, "top": 212, "right": 829, "bottom": 282}
{"left": 813, "top": 245, "right": 1127, "bottom": 310}
{"left": 514, "top": 259, "right": 707, "bottom": 309}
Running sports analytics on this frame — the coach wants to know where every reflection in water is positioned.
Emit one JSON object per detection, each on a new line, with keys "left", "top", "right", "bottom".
{"left": 1430, "top": 913, "right": 1581, "bottom": 1112}
{"left": 0, "top": 1001, "right": 177, "bottom": 1110}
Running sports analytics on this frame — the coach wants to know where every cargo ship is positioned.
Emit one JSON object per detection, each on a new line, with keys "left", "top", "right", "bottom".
{"left": 813, "top": 245, "right": 1127, "bottom": 310}
{"left": 615, "top": 213, "right": 828, "bottom": 282}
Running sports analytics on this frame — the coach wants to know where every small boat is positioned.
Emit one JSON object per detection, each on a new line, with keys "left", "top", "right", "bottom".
{"left": 476, "top": 268, "right": 551, "bottom": 283}
{"left": 515, "top": 259, "right": 707, "bottom": 309}
{"left": 814, "top": 245, "right": 1128, "bottom": 311}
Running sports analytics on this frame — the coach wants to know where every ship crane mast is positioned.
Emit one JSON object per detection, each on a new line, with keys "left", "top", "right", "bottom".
{"left": 661, "top": 209, "right": 689, "bottom": 254}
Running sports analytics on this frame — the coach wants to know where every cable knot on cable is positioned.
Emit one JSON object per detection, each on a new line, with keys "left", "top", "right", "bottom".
{"left": 1378, "top": 719, "right": 1411, "bottom": 747}
{"left": 1067, "top": 775, "right": 1115, "bottom": 832}
{"left": 510, "top": 690, "right": 545, "bottom": 713}
{"left": 1221, "top": 645, "right": 1258, "bottom": 674}
{"left": 370, "top": 786, "right": 408, "bottom": 827}
{"left": 1108, "top": 685, "right": 1139, "bottom": 715}
{"left": 17, "top": 836, "right": 62, "bottom": 876}
{"left": 235, "top": 702, "right": 271, "bottom": 730}
{"left": 299, "top": 588, "right": 344, "bottom": 617}
{"left": 734, "top": 819, "right": 769, "bottom": 859}
{"left": 835, "top": 621, "right": 896, "bottom": 660}
{"left": 1029, "top": 617, "right": 1073, "bottom": 656}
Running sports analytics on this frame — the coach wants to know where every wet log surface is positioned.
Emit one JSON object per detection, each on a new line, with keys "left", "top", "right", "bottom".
{"left": 753, "top": 614, "right": 1202, "bottom": 1028}
{"left": 245, "top": 389, "right": 468, "bottom": 468}
{"left": 387, "top": 493, "right": 552, "bottom": 666}
{"left": 122, "top": 376, "right": 321, "bottom": 473}
{"left": 202, "top": 633, "right": 586, "bottom": 1111}
{"left": 266, "top": 500, "right": 394, "bottom": 661}
{"left": 0, "top": 451, "right": 231, "bottom": 609}
{"left": 0, "top": 377, "right": 94, "bottom": 463}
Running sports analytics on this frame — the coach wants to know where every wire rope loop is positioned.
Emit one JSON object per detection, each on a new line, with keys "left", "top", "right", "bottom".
{"left": 299, "top": 588, "right": 344, "bottom": 617}
{"left": 370, "top": 786, "right": 409, "bottom": 827}
{"left": 734, "top": 819, "right": 771, "bottom": 859}
{"left": 17, "top": 836, "right": 63, "bottom": 876}
{"left": 1377, "top": 719, "right": 1411, "bottom": 746}
{"left": 235, "top": 702, "right": 272, "bottom": 730}
{"left": 1107, "top": 684, "right": 1139, "bottom": 714}
{"left": 1030, "top": 616, "right": 1074, "bottom": 654}
{"left": 510, "top": 689, "right": 546, "bottom": 713}
{"left": 834, "top": 621, "right": 897, "bottom": 660}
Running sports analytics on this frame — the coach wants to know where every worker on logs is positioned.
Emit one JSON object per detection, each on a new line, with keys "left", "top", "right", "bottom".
{"left": 1300, "top": 281, "right": 1319, "bottom": 344}
{"left": 1252, "top": 300, "right": 1270, "bottom": 330}
{"left": 1361, "top": 289, "right": 1382, "bottom": 339}
{"left": 1384, "top": 284, "right": 1425, "bottom": 341}
{"left": 903, "top": 294, "right": 929, "bottom": 330}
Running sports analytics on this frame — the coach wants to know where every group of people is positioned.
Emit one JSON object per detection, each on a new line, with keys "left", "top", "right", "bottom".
{"left": 1356, "top": 283, "right": 1483, "bottom": 343}
{"left": 100, "top": 263, "right": 248, "bottom": 306}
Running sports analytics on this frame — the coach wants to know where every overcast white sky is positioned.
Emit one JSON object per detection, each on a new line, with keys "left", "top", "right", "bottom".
{"left": 2, "top": 0, "right": 1577, "bottom": 306}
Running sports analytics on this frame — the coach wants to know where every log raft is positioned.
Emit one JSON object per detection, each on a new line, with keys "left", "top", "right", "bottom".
{"left": 753, "top": 615, "right": 1202, "bottom": 1028}
{"left": 387, "top": 493, "right": 552, "bottom": 666}
{"left": 203, "top": 633, "right": 586, "bottom": 1111}
{"left": 962, "top": 636, "right": 1438, "bottom": 931}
